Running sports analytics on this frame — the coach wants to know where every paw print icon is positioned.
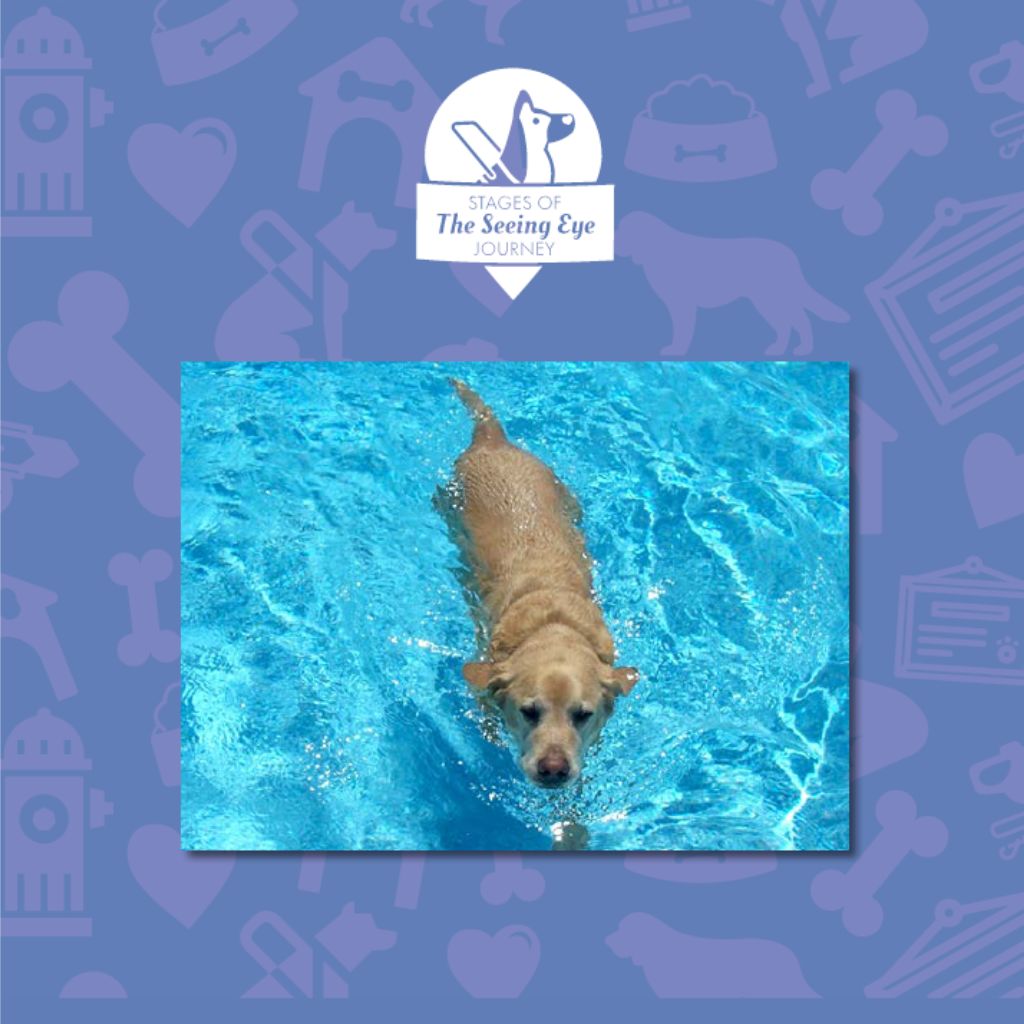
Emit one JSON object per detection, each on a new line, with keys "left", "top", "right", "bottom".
{"left": 997, "top": 636, "right": 1019, "bottom": 665}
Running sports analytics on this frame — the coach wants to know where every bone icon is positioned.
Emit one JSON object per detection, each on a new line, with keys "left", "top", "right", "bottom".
{"left": 674, "top": 144, "right": 727, "bottom": 163}
{"left": 202, "top": 17, "right": 250, "bottom": 56}
{"left": 7, "top": 273, "right": 180, "bottom": 519}
{"left": 811, "top": 90, "right": 948, "bottom": 235}
{"left": 338, "top": 71, "right": 414, "bottom": 112}
{"left": 480, "top": 854, "right": 544, "bottom": 905}
{"left": 811, "top": 790, "right": 948, "bottom": 936}
{"left": 108, "top": 551, "right": 180, "bottom": 666}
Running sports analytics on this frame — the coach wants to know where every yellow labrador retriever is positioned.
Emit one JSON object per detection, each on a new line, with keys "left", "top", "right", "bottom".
{"left": 448, "top": 378, "right": 638, "bottom": 789}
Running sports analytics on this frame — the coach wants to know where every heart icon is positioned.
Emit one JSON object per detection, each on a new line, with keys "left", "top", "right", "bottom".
{"left": 964, "top": 433, "right": 1024, "bottom": 528}
{"left": 128, "top": 824, "right": 234, "bottom": 927}
{"left": 854, "top": 679, "right": 928, "bottom": 778}
{"left": 128, "top": 120, "right": 236, "bottom": 227}
{"left": 448, "top": 925, "right": 540, "bottom": 998}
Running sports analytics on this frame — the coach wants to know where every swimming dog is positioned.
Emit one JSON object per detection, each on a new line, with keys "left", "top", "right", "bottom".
{"left": 447, "top": 379, "right": 637, "bottom": 789}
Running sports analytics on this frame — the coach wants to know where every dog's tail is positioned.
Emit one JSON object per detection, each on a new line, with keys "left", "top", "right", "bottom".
{"left": 802, "top": 286, "right": 850, "bottom": 324}
{"left": 451, "top": 378, "right": 507, "bottom": 442}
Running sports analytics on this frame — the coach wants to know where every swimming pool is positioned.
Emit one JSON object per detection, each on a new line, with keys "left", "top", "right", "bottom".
{"left": 181, "top": 361, "right": 849, "bottom": 851}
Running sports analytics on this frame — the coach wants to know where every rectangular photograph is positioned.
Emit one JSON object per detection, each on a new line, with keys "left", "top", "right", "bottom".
{"left": 181, "top": 361, "right": 849, "bottom": 851}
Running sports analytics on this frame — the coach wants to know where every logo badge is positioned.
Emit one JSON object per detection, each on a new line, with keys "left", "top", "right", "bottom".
{"left": 418, "top": 68, "right": 613, "bottom": 300}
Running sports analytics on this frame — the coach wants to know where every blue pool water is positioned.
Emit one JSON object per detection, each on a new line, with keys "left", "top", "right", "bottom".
{"left": 181, "top": 361, "right": 849, "bottom": 851}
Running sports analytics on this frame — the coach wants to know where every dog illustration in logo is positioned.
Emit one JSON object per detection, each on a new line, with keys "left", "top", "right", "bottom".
{"left": 504, "top": 91, "right": 576, "bottom": 183}
{"left": 617, "top": 210, "right": 849, "bottom": 357}
{"left": 452, "top": 90, "right": 576, "bottom": 184}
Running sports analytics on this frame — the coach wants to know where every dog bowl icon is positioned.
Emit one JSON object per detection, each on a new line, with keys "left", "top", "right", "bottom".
{"left": 625, "top": 75, "right": 777, "bottom": 183}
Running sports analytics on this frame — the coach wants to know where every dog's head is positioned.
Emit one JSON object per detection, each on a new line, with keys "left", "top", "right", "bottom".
{"left": 464, "top": 630, "right": 638, "bottom": 789}
{"left": 515, "top": 91, "right": 575, "bottom": 148}
{"left": 326, "top": 201, "right": 397, "bottom": 269}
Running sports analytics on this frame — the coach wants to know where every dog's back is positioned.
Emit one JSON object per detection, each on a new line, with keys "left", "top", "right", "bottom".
{"left": 450, "top": 379, "right": 590, "bottom": 615}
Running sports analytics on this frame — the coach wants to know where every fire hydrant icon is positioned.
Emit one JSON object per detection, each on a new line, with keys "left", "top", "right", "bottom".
{"left": 2, "top": 6, "right": 113, "bottom": 237}
{"left": 1, "top": 709, "right": 113, "bottom": 937}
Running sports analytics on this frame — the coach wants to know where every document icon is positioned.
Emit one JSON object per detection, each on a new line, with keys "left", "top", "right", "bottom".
{"left": 867, "top": 192, "right": 1024, "bottom": 424}
{"left": 896, "top": 557, "right": 1024, "bottom": 685}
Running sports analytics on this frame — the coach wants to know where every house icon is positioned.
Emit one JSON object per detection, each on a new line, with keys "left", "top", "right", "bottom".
{"left": 854, "top": 397, "right": 897, "bottom": 535}
{"left": 297, "top": 37, "right": 438, "bottom": 210}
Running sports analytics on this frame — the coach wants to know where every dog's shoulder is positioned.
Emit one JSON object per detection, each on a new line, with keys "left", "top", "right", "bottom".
{"left": 492, "top": 585, "right": 615, "bottom": 663}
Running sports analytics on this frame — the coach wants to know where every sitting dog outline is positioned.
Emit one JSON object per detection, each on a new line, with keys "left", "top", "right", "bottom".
{"left": 617, "top": 210, "right": 849, "bottom": 357}
{"left": 443, "top": 378, "right": 637, "bottom": 790}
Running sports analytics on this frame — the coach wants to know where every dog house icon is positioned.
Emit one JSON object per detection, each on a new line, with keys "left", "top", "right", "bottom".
{"left": 2, "top": 7, "right": 112, "bottom": 237}
{"left": 1, "top": 709, "right": 113, "bottom": 936}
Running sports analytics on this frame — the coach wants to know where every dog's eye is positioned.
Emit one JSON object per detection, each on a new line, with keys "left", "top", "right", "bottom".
{"left": 532, "top": 117, "right": 540, "bottom": 125}
{"left": 520, "top": 705, "right": 541, "bottom": 724}
{"left": 573, "top": 709, "right": 594, "bottom": 726}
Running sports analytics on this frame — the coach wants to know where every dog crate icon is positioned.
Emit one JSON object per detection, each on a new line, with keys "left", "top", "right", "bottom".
{"left": 1, "top": 709, "right": 113, "bottom": 937}
{"left": 2, "top": 6, "right": 112, "bottom": 236}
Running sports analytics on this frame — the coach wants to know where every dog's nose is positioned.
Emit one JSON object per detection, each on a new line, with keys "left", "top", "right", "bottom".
{"left": 537, "top": 754, "right": 571, "bottom": 784}
{"left": 547, "top": 113, "right": 575, "bottom": 143}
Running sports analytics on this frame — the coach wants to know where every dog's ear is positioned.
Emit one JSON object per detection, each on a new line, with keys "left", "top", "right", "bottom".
{"left": 463, "top": 662, "right": 492, "bottom": 690}
{"left": 463, "top": 662, "right": 512, "bottom": 694}
{"left": 602, "top": 666, "right": 640, "bottom": 697}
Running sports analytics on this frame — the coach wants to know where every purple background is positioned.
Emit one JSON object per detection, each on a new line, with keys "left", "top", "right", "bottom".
{"left": 3, "top": 0, "right": 1023, "bottom": 1014}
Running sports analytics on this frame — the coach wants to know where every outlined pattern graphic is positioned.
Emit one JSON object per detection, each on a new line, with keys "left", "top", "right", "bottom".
{"left": 2, "top": 0, "right": 1023, "bottom": 1016}
{"left": 970, "top": 39, "right": 1024, "bottom": 161}
{"left": 866, "top": 192, "right": 1024, "bottom": 424}
{"left": 895, "top": 557, "right": 1024, "bottom": 686}
{"left": 214, "top": 203, "right": 397, "bottom": 361}
{"left": 1, "top": 6, "right": 113, "bottom": 237}
{"left": 1, "top": 709, "right": 112, "bottom": 937}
